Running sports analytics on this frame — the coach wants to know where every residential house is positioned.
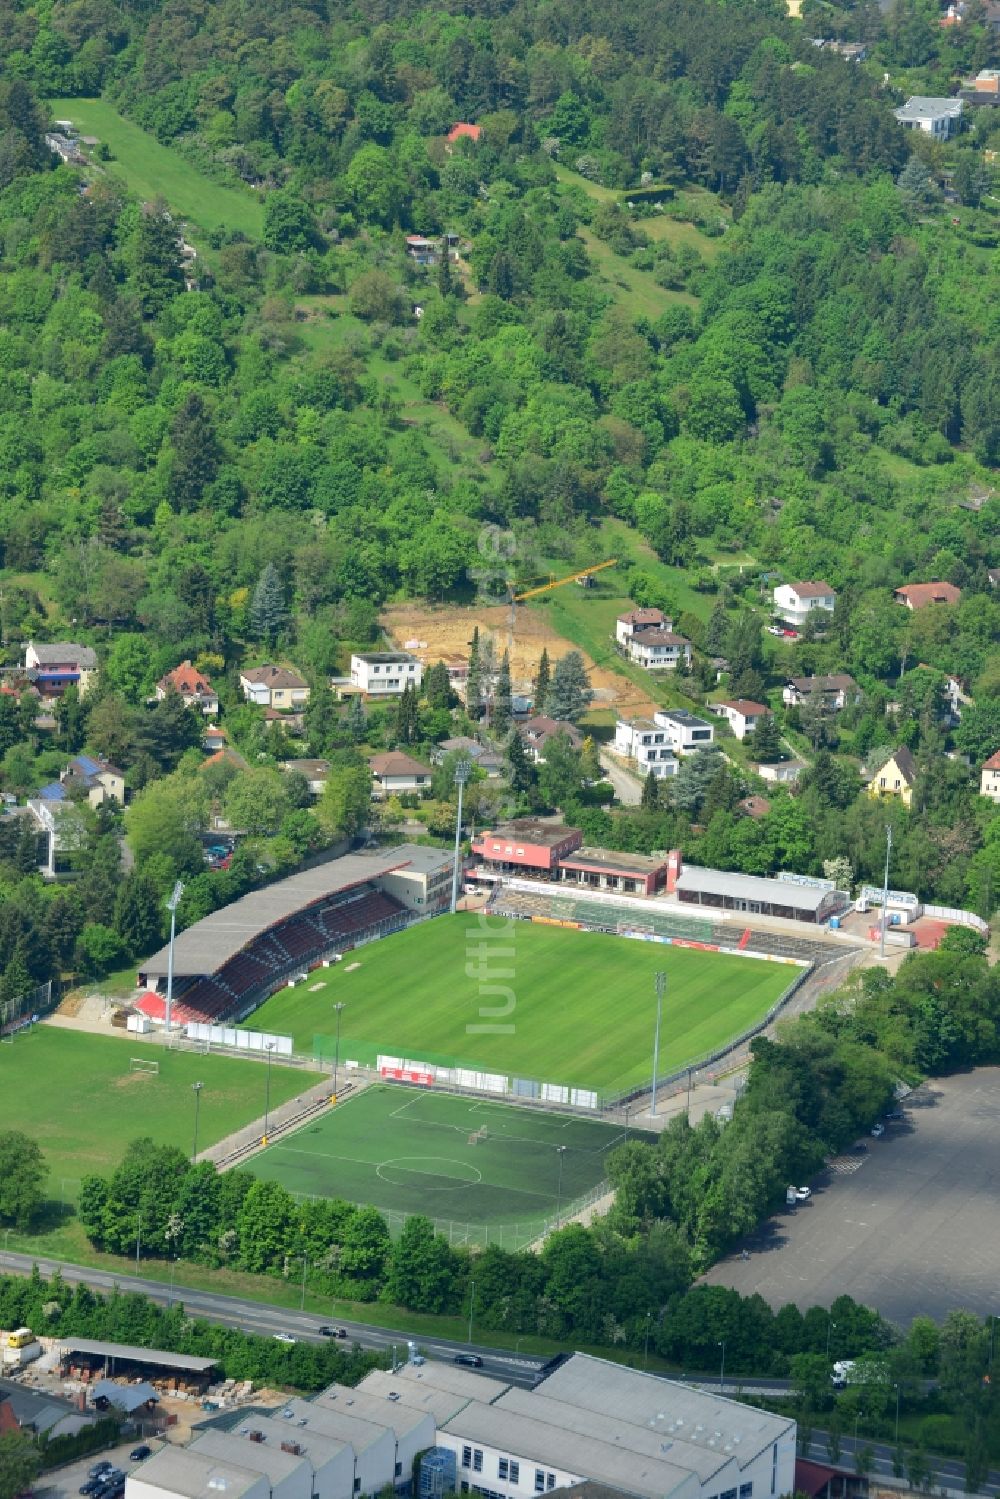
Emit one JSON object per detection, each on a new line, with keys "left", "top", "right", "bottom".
{"left": 981, "top": 750, "right": 1000, "bottom": 801}
{"left": 652, "top": 708, "right": 715, "bottom": 755}
{"left": 60, "top": 754, "right": 125, "bottom": 807}
{"left": 350, "top": 652, "right": 423, "bottom": 697}
{"left": 432, "top": 737, "right": 504, "bottom": 777}
{"left": 446, "top": 122, "right": 481, "bottom": 145}
{"left": 239, "top": 664, "right": 310, "bottom": 710}
{"left": 27, "top": 758, "right": 123, "bottom": 878}
{"left": 894, "top": 581, "right": 962, "bottom": 610}
{"left": 988, "top": 568, "right": 1000, "bottom": 588}
{"left": 369, "top": 751, "right": 433, "bottom": 798}
{"left": 24, "top": 641, "right": 98, "bottom": 698}
{"left": 625, "top": 626, "right": 692, "bottom": 672}
{"left": 960, "top": 69, "right": 1000, "bottom": 102}
{"left": 202, "top": 724, "right": 227, "bottom": 754}
{"left": 868, "top": 747, "right": 917, "bottom": 807}
{"left": 893, "top": 96, "right": 964, "bottom": 137}
{"left": 615, "top": 607, "right": 671, "bottom": 650}
{"left": 711, "top": 699, "right": 772, "bottom": 741}
{"left": 45, "top": 132, "right": 85, "bottom": 164}
{"left": 612, "top": 719, "right": 679, "bottom": 780}
{"left": 739, "top": 794, "right": 772, "bottom": 819}
{"left": 782, "top": 673, "right": 861, "bottom": 710}
{"left": 156, "top": 660, "right": 219, "bottom": 715}
{"left": 772, "top": 581, "right": 836, "bottom": 628}
{"left": 280, "top": 759, "right": 330, "bottom": 796}
{"left": 405, "top": 235, "right": 437, "bottom": 264}
{"left": 519, "top": 715, "right": 583, "bottom": 764}
{"left": 755, "top": 759, "right": 806, "bottom": 783}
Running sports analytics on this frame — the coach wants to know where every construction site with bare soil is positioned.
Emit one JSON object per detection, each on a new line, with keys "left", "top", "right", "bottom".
{"left": 380, "top": 600, "right": 660, "bottom": 719}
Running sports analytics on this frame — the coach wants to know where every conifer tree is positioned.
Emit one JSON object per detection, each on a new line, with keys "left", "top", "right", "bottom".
{"left": 534, "top": 648, "right": 550, "bottom": 712}
{"left": 248, "top": 563, "right": 287, "bottom": 644}
{"left": 493, "top": 650, "right": 512, "bottom": 736}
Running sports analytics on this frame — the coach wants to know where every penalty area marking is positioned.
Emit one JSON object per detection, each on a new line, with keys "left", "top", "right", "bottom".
{"left": 375, "top": 1156, "right": 483, "bottom": 1191}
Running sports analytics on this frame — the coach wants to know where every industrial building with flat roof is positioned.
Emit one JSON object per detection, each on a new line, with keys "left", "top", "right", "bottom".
{"left": 125, "top": 1354, "right": 796, "bottom": 1499}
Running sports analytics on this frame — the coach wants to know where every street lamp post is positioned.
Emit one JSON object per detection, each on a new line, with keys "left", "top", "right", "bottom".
{"left": 650, "top": 971, "right": 665, "bottom": 1117}
{"left": 555, "top": 1145, "right": 568, "bottom": 1228}
{"left": 879, "top": 824, "right": 893, "bottom": 961}
{"left": 135, "top": 1212, "right": 142, "bottom": 1275}
{"left": 264, "top": 1041, "right": 276, "bottom": 1140}
{"left": 164, "top": 881, "right": 185, "bottom": 1035}
{"left": 644, "top": 1313, "right": 652, "bottom": 1369}
{"left": 826, "top": 1317, "right": 837, "bottom": 1357}
{"left": 894, "top": 1383, "right": 901, "bottom": 1445}
{"left": 191, "top": 1081, "right": 203, "bottom": 1163}
{"left": 2, "top": 1227, "right": 11, "bottom": 1262}
{"left": 451, "top": 760, "right": 472, "bottom": 913}
{"left": 718, "top": 1339, "right": 726, "bottom": 1394}
{"left": 333, "top": 1002, "right": 345, "bottom": 1099}
{"left": 300, "top": 1255, "right": 308, "bottom": 1312}
{"left": 467, "top": 1279, "right": 476, "bottom": 1344}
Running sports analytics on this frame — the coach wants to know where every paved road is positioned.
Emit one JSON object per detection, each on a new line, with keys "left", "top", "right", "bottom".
{"left": 0, "top": 1250, "right": 543, "bottom": 1389}
{"left": 801, "top": 1431, "right": 1000, "bottom": 1497}
{"left": 599, "top": 748, "right": 643, "bottom": 805}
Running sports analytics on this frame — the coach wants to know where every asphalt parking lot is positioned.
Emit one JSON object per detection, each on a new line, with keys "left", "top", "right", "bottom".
{"left": 36, "top": 1437, "right": 164, "bottom": 1499}
{"left": 703, "top": 1067, "right": 1000, "bottom": 1327}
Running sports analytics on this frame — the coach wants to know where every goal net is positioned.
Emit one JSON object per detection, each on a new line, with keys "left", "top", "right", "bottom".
{"left": 129, "top": 1057, "right": 160, "bottom": 1076}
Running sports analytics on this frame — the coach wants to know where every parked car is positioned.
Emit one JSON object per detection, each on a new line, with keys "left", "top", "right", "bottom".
{"left": 885, "top": 1108, "right": 904, "bottom": 1121}
{"left": 794, "top": 1186, "right": 811, "bottom": 1201}
{"left": 87, "top": 1465, "right": 113, "bottom": 1480}
{"left": 80, "top": 1482, "right": 104, "bottom": 1495}
{"left": 130, "top": 1446, "right": 152, "bottom": 1462}
{"left": 454, "top": 1353, "right": 484, "bottom": 1368}
{"left": 871, "top": 1122, "right": 885, "bottom": 1137}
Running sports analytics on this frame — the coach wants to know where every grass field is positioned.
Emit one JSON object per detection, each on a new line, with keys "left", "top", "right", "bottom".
{"left": 0, "top": 1028, "right": 307, "bottom": 1197}
{"left": 248, "top": 1084, "right": 637, "bottom": 1244}
{"left": 246, "top": 914, "right": 793, "bottom": 1096}
{"left": 49, "top": 98, "right": 264, "bottom": 241}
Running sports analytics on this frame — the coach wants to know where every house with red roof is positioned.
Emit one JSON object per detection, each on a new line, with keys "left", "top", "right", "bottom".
{"left": 711, "top": 698, "right": 772, "bottom": 740}
{"left": 894, "top": 581, "right": 962, "bottom": 610}
{"left": 446, "top": 121, "right": 481, "bottom": 145}
{"left": 156, "top": 660, "right": 219, "bottom": 715}
{"left": 981, "top": 749, "right": 1000, "bottom": 802}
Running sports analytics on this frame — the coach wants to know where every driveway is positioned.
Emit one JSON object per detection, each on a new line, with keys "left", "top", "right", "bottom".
{"left": 599, "top": 749, "right": 642, "bottom": 805}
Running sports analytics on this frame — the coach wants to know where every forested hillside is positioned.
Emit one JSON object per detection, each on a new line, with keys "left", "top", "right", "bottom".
{"left": 0, "top": 0, "right": 995, "bottom": 982}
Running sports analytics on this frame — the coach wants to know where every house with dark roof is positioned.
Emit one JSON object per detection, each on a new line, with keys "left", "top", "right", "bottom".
{"left": 239, "top": 664, "right": 310, "bottom": 710}
{"left": 24, "top": 641, "right": 98, "bottom": 697}
{"left": 626, "top": 627, "right": 692, "bottom": 672}
{"left": 369, "top": 751, "right": 433, "bottom": 798}
{"left": 867, "top": 747, "right": 917, "bottom": 807}
{"left": 615, "top": 607, "right": 671, "bottom": 648}
{"left": 782, "top": 674, "right": 861, "bottom": 710}
{"left": 157, "top": 660, "right": 219, "bottom": 715}
{"left": 519, "top": 715, "right": 583, "bottom": 764}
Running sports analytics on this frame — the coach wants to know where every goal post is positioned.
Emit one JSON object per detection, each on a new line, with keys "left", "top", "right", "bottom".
{"left": 129, "top": 1057, "right": 160, "bottom": 1075}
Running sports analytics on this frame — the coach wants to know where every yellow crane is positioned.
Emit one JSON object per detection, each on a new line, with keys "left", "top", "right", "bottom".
{"left": 507, "top": 559, "right": 617, "bottom": 644}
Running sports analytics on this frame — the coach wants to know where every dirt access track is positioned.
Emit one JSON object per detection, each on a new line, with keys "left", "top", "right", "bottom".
{"left": 381, "top": 601, "right": 658, "bottom": 716}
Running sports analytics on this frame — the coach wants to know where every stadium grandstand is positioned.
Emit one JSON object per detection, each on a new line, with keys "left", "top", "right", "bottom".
{"left": 491, "top": 886, "right": 849, "bottom": 965}
{"left": 135, "top": 845, "right": 451, "bottom": 1026}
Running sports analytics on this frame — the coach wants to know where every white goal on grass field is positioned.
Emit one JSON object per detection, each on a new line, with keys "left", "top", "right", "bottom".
{"left": 129, "top": 1057, "right": 160, "bottom": 1076}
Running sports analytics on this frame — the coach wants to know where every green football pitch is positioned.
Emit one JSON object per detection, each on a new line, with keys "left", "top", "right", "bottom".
{"left": 247, "top": 914, "right": 795, "bottom": 1096}
{"left": 0, "top": 1027, "right": 307, "bottom": 1199}
{"left": 248, "top": 1084, "right": 640, "bottom": 1246}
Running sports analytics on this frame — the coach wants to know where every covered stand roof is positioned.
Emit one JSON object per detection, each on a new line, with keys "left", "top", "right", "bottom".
{"left": 141, "top": 850, "right": 410, "bottom": 978}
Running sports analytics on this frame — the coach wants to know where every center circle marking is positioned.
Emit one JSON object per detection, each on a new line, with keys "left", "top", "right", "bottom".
{"left": 376, "top": 1156, "right": 483, "bottom": 1190}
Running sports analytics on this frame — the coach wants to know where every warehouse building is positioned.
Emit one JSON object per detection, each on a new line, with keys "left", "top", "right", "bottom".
{"left": 125, "top": 1356, "right": 796, "bottom": 1499}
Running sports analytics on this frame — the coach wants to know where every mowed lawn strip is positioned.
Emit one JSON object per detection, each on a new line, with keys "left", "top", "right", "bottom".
{"left": 247, "top": 916, "right": 793, "bottom": 1094}
{"left": 0, "top": 1027, "right": 307, "bottom": 1195}
{"left": 48, "top": 97, "right": 264, "bottom": 241}
{"left": 248, "top": 1085, "right": 633, "bottom": 1229}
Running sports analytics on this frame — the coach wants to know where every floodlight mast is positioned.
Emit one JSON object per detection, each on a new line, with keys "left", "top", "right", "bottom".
{"left": 164, "top": 881, "right": 185, "bottom": 1036}
{"left": 451, "top": 759, "right": 472, "bottom": 913}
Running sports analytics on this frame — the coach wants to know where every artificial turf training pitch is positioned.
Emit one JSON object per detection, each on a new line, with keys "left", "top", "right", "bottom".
{"left": 248, "top": 913, "right": 795, "bottom": 1096}
{"left": 248, "top": 1084, "right": 643, "bottom": 1244}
